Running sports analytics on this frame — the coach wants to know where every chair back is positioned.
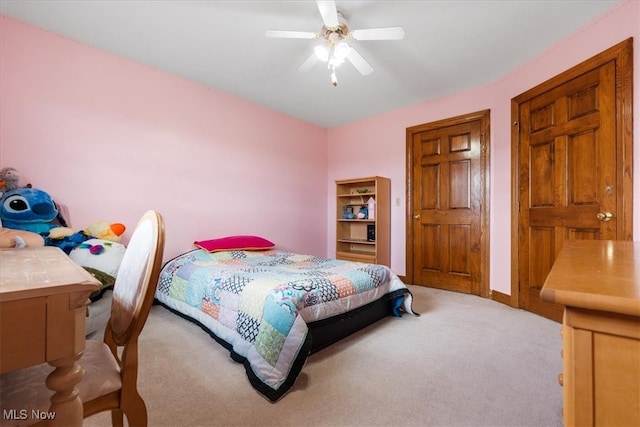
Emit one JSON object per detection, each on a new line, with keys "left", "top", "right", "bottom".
{"left": 106, "top": 210, "right": 165, "bottom": 347}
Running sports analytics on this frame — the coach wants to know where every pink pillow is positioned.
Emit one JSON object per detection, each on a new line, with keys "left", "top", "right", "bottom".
{"left": 194, "top": 235, "right": 275, "bottom": 252}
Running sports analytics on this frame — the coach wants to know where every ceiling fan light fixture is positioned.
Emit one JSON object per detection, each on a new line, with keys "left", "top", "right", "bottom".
{"left": 333, "top": 41, "right": 350, "bottom": 61}
{"left": 266, "top": 0, "right": 403, "bottom": 85}
{"left": 314, "top": 45, "right": 329, "bottom": 61}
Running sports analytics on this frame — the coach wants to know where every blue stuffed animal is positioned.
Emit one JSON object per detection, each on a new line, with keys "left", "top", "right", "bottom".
{"left": 0, "top": 187, "right": 61, "bottom": 234}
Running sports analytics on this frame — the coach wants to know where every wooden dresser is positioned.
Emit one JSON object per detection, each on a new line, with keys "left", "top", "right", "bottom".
{"left": 541, "top": 240, "right": 640, "bottom": 427}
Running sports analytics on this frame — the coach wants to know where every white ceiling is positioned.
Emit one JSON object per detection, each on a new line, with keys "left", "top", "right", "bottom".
{"left": 0, "top": 0, "right": 622, "bottom": 128}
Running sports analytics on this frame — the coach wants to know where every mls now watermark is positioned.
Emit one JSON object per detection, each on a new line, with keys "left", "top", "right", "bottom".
{"left": 3, "top": 409, "right": 56, "bottom": 421}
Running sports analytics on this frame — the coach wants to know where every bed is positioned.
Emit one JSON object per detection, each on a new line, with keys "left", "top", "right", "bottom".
{"left": 154, "top": 245, "right": 416, "bottom": 401}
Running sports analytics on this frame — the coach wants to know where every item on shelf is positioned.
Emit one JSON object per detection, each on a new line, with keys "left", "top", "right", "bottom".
{"left": 356, "top": 188, "right": 369, "bottom": 194}
{"left": 367, "top": 197, "right": 376, "bottom": 220}
{"left": 357, "top": 206, "right": 368, "bottom": 219}
{"left": 367, "top": 224, "right": 376, "bottom": 242}
{"left": 342, "top": 206, "right": 354, "bottom": 219}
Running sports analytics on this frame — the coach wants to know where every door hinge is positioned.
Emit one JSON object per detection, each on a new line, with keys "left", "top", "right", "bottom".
{"left": 513, "top": 121, "right": 520, "bottom": 132}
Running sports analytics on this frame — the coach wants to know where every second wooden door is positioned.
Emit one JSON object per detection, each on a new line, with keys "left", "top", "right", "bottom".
{"left": 513, "top": 39, "right": 633, "bottom": 321}
{"left": 407, "top": 110, "right": 489, "bottom": 296}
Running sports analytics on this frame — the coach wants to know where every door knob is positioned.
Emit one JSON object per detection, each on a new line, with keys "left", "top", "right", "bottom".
{"left": 413, "top": 214, "right": 421, "bottom": 219}
{"left": 596, "top": 211, "right": 613, "bottom": 222}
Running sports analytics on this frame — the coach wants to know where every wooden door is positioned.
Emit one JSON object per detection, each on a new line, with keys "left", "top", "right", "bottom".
{"left": 513, "top": 39, "right": 633, "bottom": 322}
{"left": 407, "top": 110, "right": 489, "bottom": 296}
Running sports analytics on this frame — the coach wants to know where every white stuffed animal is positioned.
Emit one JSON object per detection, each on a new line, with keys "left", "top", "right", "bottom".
{"left": 69, "top": 238, "right": 126, "bottom": 279}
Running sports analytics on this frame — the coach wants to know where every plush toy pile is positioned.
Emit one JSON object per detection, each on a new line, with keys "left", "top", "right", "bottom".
{"left": 0, "top": 167, "right": 127, "bottom": 301}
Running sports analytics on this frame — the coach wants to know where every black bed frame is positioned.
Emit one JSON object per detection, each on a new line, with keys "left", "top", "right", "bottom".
{"left": 153, "top": 288, "right": 406, "bottom": 354}
{"left": 306, "top": 289, "right": 408, "bottom": 353}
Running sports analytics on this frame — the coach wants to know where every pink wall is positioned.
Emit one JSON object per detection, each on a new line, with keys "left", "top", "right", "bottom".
{"left": 0, "top": 16, "right": 328, "bottom": 261}
{"left": 1, "top": 1, "right": 637, "bottom": 296}
{"left": 327, "top": 0, "right": 639, "bottom": 295}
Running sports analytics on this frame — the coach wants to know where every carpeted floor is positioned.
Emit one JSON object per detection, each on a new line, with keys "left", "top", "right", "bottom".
{"left": 84, "top": 285, "right": 564, "bottom": 427}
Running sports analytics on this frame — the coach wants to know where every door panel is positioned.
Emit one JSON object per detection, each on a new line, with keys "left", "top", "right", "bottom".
{"left": 407, "top": 111, "right": 489, "bottom": 296}
{"left": 514, "top": 39, "right": 633, "bottom": 321}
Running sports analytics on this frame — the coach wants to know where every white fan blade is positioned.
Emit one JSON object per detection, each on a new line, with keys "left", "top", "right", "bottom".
{"left": 265, "top": 30, "right": 317, "bottom": 39}
{"left": 347, "top": 47, "right": 374, "bottom": 76}
{"left": 317, "top": 0, "right": 339, "bottom": 28}
{"left": 299, "top": 53, "right": 319, "bottom": 72}
{"left": 351, "top": 26, "right": 406, "bottom": 41}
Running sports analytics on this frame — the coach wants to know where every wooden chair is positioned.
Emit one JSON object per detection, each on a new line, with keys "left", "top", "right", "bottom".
{"left": 0, "top": 210, "right": 165, "bottom": 427}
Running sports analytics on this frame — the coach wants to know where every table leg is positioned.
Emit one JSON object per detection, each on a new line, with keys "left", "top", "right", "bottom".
{"left": 44, "top": 353, "right": 84, "bottom": 427}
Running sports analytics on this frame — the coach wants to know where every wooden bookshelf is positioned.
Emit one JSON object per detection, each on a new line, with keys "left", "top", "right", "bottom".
{"left": 335, "top": 176, "right": 390, "bottom": 266}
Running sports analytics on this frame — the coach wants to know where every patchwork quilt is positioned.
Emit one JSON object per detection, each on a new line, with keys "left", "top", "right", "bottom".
{"left": 155, "top": 249, "right": 415, "bottom": 401}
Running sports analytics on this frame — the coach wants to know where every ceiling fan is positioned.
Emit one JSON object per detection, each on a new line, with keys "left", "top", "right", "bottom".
{"left": 265, "top": 0, "right": 405, "bottom": 86}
